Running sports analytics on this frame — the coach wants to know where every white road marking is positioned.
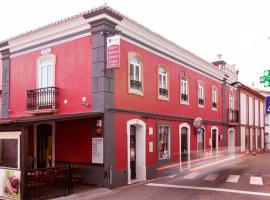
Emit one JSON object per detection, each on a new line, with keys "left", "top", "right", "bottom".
{"left": 183, "top": 172, "right": 200, "bottom": 180}
{"left": 226, "top": 175, "right": 240, "bottom": 183}
{"left": 168, "top": 174, "right": 178, "bottom": 178}
{"left": 146, "top": 183, "right": 270, "bottom": 197}
{"left": 250, "top": 176, "right": 263, "bottom": 185}
{"left": 203, "top": 173, "right": 219, "bottom": 181}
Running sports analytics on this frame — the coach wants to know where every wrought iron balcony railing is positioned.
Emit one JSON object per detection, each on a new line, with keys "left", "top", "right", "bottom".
{"left": 228, "top": 109, "right": 239, "bottom": 124}
{"left": 159, "top": 88, "right": 168, "bottom": 97}
{"left": 130, "top": 80, "right": 142, "bottom": 91}
{"left": 181, "top": 93, "right": 188, "bottom": 102}
{"left": 27, "top": 87, "right": 59, "bottom": 111}
{"left": 198, "top": 98, "right": 204, "bottom": 105}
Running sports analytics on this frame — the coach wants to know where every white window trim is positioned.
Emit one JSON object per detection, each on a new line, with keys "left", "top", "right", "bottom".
{"left": 210, "top": 126, "right": 219, "bottom": 151}
{"left": 0, "top": 131, "right": 21, "bottom": 170}
{"left": 180, "top": 76, "right": 189, "bottom": 105}
{"left": 36, "top": 54, "right": 56, "bottom": 89}
{"left": 158, "top": 65, "right": 169, "bottom": 101}
{"left": 198, "top": 81, "right": 205, "bottom": 108}
{"left": 212, "top": 86, "right": 218, "bottom": 111}
{"left": 158, "top": 125, "right": 171, "bottom": 160}
{"left": 128, "top": 52, "right": 143, "bottom": 96}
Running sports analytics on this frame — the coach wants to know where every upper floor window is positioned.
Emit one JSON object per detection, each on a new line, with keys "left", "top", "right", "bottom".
{"left": 229, "top": 90, "right": 234, "bottom": 110}
{"left": 212, "top": 86, "right": 218, "bottom": 110}
{"left": 158, "top": 66, "right": 168, "bottom": 99}
{"left": 128, "top": 53, "right": 143, "bottom": 95}
{"left": 180, "top": 76, "right": 189, "bottom": 104}
{"left": 37, "top": 54, "right": 56, "bottom": 88}
{"left": 198, "top": 81, "right": 204, "bottom": 107}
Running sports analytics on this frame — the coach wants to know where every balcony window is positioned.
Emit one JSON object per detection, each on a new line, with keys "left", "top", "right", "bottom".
{"left": 128, "top": 53, "right": 143, "bottom": 95}
{"left": 180, "top": 76, "right": 188, "bottom": 104}
{"left": 229, "top": 90, "right": 234, "bottom": 110}
{"left": 212, "top": 86, "right": 218, "bottom": 110}
{"left": 158, "top": 67, "right": 168, "bottom": 99}
{"left": 198, "top": 81, "right": 204, "bottom": 107}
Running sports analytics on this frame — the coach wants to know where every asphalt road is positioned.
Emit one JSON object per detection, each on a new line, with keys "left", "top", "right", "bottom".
{"left": 93, "top": 153, "right": 270, "bottom": 200}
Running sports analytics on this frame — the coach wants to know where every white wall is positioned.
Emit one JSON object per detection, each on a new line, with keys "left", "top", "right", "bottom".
{"left": 240, "top": 93, "right": 247, "bottom": 125}
{"left": 249, "top": 97, "right": 254, "bottom": 125}
{"left": 255, "top": 100, "right": 259, "bottom": 126}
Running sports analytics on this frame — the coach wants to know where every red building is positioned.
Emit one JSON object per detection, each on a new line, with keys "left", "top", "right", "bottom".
{"left": 0, "top": 5, "right": 241, "bottom": 199}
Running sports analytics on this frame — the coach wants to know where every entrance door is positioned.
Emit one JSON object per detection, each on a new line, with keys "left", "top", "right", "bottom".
{"left": 181, "top": 127, "right": 188, "bottom": 162}
{"left": 197, "top": 128, "right": 204, "bottom": 151}
{"left": 228, "top": 129, "right": 235, "bottom": 154}
{"left": 37, "top": 124, "right": 52, "bottom": 168}
{"left": 130, "top": 125, "right": 136, "bottom": 179}
{"left": 212, "top": 129, "right": 217, "bottom": 151}
{"left": 245, "top": 128, "right": 250, "bottom": 152}
{"left": 127, "top": 119, "right": 146, "bottom": 184}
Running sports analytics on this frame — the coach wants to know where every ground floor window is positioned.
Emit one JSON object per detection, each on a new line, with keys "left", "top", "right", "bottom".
{"left": 158, "top": 125, "right": 170, "bottom": 160}
{"left": 0, "top": 132, "right": 20, "bottom": 169}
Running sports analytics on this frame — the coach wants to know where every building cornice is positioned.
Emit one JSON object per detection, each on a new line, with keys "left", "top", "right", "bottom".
{"left": 0, "top": 5, "right": 237, "bottom": 84}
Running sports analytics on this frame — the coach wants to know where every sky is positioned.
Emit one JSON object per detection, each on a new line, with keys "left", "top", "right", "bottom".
{"left": 0, "top": 0, "right": 270, "bottom": 89}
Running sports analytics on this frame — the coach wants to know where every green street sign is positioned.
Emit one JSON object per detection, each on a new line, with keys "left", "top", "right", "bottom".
{"left": 265, "top": 80, "right": 270, "bottom": 87}
{"left": 264, "top": 70, "right": 270, "bottom": 77}
{"left": 260, "top": 76, "right": 265, "bottom": 83}
{"left": 260, "top": 70, "right": 270, "bottom": 87}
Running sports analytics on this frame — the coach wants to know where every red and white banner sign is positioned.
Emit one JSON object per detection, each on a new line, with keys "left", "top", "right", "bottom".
{"left": 107, "top": 35, "right": 120, "bottom": 69}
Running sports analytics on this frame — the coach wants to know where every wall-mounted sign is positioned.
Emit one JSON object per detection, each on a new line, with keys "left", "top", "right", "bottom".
{"left": 0, "top": 168, "right": 21, "bottom": 200}
{"left": 266, "top": 96, "right": 270, "bottom": 114}
{"left": 107, "top": 35, "right": 120, "bottom": 69}
{"left": 149, "top": 127, "right": 153, "bottom": 135}
{"left": 92, "top": 138, "right": 103, "bottom": 164}
{"left": 40, "top": 48, "right": 51, "bottom": 55}
{"left": 193, "top": 117, "right": 203, "bottom": 128}
{"left": 149, "top": 142, "right": 153, "bottom": 153}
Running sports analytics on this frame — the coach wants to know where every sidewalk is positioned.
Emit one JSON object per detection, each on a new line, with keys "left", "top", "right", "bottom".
{"left": 54, "top": 185, "right": 115, "bottom": 200}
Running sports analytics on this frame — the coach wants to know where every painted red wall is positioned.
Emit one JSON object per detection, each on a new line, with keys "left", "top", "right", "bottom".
{"left": 9, "top": 36, "right": 92, "bottom": 118}
{"left": 115, "top": 40, "right": 225, "bottom": 122}
{"left": 114, "top": 112, "right": 225, "bottom": 171}
{"left": 55, "top": 118, "right": 94, "bottom": 164}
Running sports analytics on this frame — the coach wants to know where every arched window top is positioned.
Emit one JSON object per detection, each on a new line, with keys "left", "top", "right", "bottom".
{"left": 130, "top": 57, "right": 141, "bottom": 65}
{"left": 159, "top": 67, "right": 167, "bottom": 75}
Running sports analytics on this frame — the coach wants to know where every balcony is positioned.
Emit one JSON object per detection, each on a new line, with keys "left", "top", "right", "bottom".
{"left": 159, "top": 88, "right": 168, "bottom": 97}
{"left": 130, "top": 80, "right": 142, "bottom": 91}
{"left": 198, "top": 98, "right": 204, "bottom": 105}
{"left": 181, "top": 93, "right": 188, "bottom": 102}
{"left": 228, "top": 109, "right": 239, "bottom": 124}
{"left": 27, "top": 87, "right": 59, "bottom": 114}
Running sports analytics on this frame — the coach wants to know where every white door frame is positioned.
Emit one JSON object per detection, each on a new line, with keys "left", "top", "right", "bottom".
{"left": 179, "top": 123, "right": 190, "bottom": 163}
{"left": 127, "top": 119, "right": 146, "bottom": 184}
{"left": 210, "top": 126, "right": 219, "bottom": 152}
{"left": 197, "top": 127, "right": 205, "bottom": 152}
{"left": 34, "top": 122, "right": 55, "bottom": 168}
{"left": 228, "top": 128, "right": 235, "bottom": 154}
